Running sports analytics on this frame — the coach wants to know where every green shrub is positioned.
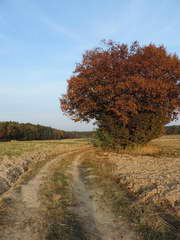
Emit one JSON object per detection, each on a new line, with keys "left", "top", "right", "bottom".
{"left": 95, "top": 113, "right": 165, "bottom": 148}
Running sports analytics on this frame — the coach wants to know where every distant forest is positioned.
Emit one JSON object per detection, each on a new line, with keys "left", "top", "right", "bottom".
{"left": 0, "top": 121, "right": 93, "bottom": 141}
{"left": 165, "top": 125, "right": 180, "bottom": 135}
{"left": 0, "top": 121, "right": 179, "bottom": 141}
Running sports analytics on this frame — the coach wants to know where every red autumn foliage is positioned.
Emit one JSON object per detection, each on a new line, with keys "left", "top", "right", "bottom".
{"left": 60, "top": 41, "right": 180, "bottom": 145}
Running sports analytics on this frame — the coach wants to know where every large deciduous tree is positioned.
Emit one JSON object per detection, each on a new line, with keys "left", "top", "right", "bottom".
{"left": 60, "top": 41, "right": 180, "bottom": 147}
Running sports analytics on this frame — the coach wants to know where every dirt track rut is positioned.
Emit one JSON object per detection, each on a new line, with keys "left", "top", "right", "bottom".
{"left": 0, "top": 151, "right": 75, "bottom": 240}
{"left": 70, "top": 152, "right": 136, "bottom": 240}
{"left": 0, "top": 150, "right": 137, "bottom": 240}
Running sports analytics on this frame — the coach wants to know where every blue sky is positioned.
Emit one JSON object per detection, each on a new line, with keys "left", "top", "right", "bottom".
{"left": 0, "top": 0, "right": 180, "bottom": 130}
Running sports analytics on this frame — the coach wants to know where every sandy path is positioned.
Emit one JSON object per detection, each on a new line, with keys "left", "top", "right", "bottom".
{"left": 0, "top": 148, "right": 137, "bottom": 240}
{"left": 70, "top": 152, "right": 137, "bottom": 240}
{"left": 0, "top": 150, "right": 83, "bottom": 240}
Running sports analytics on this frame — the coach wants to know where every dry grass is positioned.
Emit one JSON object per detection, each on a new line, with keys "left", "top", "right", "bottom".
{"left": 0, "top": 139, "right": 85, "bottom": 162}
{"left": 118, "top": 144, "right": 161, "bottom": 156}
{"left": 114, "top": 135, "right": 180, "bottom": 157}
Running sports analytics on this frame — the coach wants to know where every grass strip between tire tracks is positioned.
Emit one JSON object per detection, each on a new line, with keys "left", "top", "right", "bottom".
{"left": 39, "top": 151, "right": 88, "bottom": 240}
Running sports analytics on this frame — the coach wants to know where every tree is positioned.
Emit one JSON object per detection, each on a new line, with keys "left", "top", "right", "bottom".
{"left": 60, "top": 41, "right": 180, "bottom": 147}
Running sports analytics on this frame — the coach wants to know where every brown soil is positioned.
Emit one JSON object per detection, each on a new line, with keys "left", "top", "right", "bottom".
{"left": 103, "top": 152, "right": 180, "bottom": 216}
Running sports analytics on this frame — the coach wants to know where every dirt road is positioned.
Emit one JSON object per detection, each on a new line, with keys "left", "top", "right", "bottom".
{"left": 0, "top": 149, "right": 137, "bottom": 240}
{"left": 69, "top": 152, "right": 136, "bottom": 240}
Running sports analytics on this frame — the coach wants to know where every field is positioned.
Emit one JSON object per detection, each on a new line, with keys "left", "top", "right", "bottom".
{"left": 0, "top": 139, "right": 85, "bottom": 161}
{"left": 0, "top": 136, "right": 179, "bottom": 239}
{"left": 108, "top": 135, "right": 180, "bottom": 211}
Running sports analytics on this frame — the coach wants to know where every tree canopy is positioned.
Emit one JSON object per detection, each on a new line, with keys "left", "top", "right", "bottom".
{"left": 0, "top": 121, "right": 93, "bottom": 141}
{"left": 60, "top": 41, "right": 180, "bottom": 147}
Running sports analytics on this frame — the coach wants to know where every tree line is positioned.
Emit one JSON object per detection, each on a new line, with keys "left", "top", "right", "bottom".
{"left": 0, "top": 121, "right": 93, "bottom": 141}
{"left": 165, "top": 125, "right": 180, "bottom": 135}
{"left": 0, "top": 121, "right": 65, "bottom": 141}
{"left": 64, "top": 131, "right": 93, "bottom": 139}
{"left": 0, "top": 121, "right": 178, "bottom": 142}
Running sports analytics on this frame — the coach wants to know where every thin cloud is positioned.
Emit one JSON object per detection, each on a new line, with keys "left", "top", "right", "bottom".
{"left": 40, "top": 17, "right": 81, "bottom": 42}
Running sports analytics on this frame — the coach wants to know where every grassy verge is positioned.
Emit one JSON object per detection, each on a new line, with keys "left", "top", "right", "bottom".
{"left": 80, "top": 151, "right": 180, "bottom": 240}
{"left": 39, "top": 153, "right": 87, "bottom": 240}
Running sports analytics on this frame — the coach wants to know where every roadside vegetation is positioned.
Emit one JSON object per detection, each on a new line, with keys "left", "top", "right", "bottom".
{"left": 108, "top": 134, "right": 180, "bottom": 158}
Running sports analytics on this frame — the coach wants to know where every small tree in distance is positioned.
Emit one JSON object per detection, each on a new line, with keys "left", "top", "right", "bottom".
{"left": 60, "top": 40, "right": 180, "bottom": 147}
